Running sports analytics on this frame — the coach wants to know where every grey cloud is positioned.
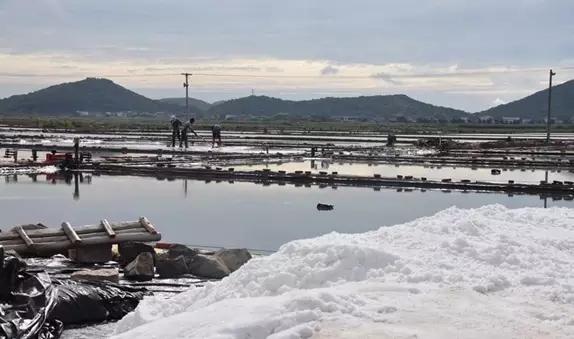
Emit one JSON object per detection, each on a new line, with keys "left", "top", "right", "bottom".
{"left": 1, "top": 0, "right": 572, "bottom": 65}
{"left": 320, "top": 66, "right": 339, "bottom": 75}
{"left": 1, "top": 0, "right": 574, "bottom": 111}
{"left": 371, "top": 73, "right": 402, "bottom": 85}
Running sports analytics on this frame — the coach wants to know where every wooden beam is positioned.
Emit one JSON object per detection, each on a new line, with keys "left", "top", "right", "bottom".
{"left": 101, "top": 219, "right": 116, "bottom": 238}
{"left": 62, "top": 222, "right": 82, "bottom": 245}
{"left": 0, "top": 222, "right": 142, "bottom": 241}
{"left": 139, "top": 217, "right": 158, "bottom": 234}
{"left": 3, "top": 232, "right": 161, "bottom": 253}
{"left": 15, "top": 227, "right": 34, "bottom": 248}
{"left": 0, "top": 227, "right": 145, "bottom": 245}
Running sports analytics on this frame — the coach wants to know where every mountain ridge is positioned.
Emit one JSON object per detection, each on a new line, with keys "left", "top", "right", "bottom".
{"left": 0, "top": 78, "right": 193, "bottom": 116}
{"left": 1, "top": 77, "right": 573, "bottom": 122}
{"left": 478, "top": 79, "right": 574, "bottom": 121}
{"left": 206, "top": 94, "right": 469, "bottom": 121}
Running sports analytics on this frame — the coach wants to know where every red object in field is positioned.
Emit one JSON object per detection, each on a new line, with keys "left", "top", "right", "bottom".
{"left": 44, "top": 152, "right": 72, "bottom": 165}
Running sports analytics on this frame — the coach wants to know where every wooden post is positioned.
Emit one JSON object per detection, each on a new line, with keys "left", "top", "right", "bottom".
{"left": 546, "top": 69, "right": 556, "bottom": 143}
{"left": 15, "top": 227, "right": 34, "bottom": 248}
{"left": 101, "top": 219, "right": 116, "bottom": 238}
{"left": 139, "top": 217, "right": 158, "bottom": 234}
{"left": 62, "top": 222, "right": 82, "bottom": 245}
{"left": 73, "top": 137, "right": 80, "bottom": 167}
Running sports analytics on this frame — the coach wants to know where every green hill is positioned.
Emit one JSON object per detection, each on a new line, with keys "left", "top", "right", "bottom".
{"left": 0, "top": 78, "right": 183, "bottom": 116}
{"left": 208, "top": 94, "right": 469, "bottom": 121}
{"left": 478, "top": 79, "right": 574, "bottom": 121}
{"left": 159, "top": 97, "right": 212, "bottom": 112}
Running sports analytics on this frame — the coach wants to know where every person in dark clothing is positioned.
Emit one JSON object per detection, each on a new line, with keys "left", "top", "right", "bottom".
{"left": 180, "top": 118, "right": 199, "bottom": 149}
{"left": 211, "top": 124, "right": 222, "bottom": 148}
{"left": 170, "top": 116, "right": 182, "bottom": 147}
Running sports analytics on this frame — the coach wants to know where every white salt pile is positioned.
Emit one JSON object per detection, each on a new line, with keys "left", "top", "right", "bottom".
{"left": 113, "top": 205, "right": 574, "bottom": 338}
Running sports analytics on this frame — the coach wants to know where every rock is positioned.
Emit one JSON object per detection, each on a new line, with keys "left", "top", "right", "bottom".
{"left": 215, "top": 249, "right": 252, "bottom": 272}
{"left": 124, "top": 252, "right": 155, "bottom": 281}
{"left": 156, "top": 255, "right": 189, "bottom": 279}
{"left": 187, "top": 254, "right": 230, "bottom": 279}
{"left": 69, "top": 244, "right": 112, "bottom": 264}
{"left": 167, "top": 244, "right": 199, "bottom": 258}
{"left": 118, "top": 242, "right": 156, "bottom": 267}
{"left": 167, "top": 244, "right": 199, "bottom": 268}
{"left": 71, "top": 268, "right": 119, "bottom": 283}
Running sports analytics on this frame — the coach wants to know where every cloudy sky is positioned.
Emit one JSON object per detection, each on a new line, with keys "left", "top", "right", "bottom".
{"left": 0, "top": 0, "right": 573, "bottom": 111}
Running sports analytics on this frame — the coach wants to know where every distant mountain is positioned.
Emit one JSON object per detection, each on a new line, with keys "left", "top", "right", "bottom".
{"left": 478, "top": 79, "right": 574, "bottom": 121}
{"left": 0, "top": 78, "right": 183, "bottom": 116}
{"left": 208, "top": 94, "right": 469, "bottom": 121}
{"left": 159, "top": 97, "right": 212, "bottom": 112}
{"left": 11, "top": 76, "right": 573, "bottom": 122}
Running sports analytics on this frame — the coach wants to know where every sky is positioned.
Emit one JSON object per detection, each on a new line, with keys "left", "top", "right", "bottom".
{"left": 0, "top": 0, "right": 573, "bottom": 112}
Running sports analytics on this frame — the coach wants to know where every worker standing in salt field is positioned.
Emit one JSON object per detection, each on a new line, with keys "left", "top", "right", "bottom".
{"left": 170, "top": 115, "right": 182, "bottom": 147}
{"left": 211, "top": 124, "right": 222, "bottom": 148}
{"left": 180, "top": 118, "right": 199, "bottom": 149}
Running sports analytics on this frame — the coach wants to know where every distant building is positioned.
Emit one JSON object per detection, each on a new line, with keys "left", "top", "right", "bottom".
{"left": 339, "top": 116, "right": 362, "bottom": 122}
{"left": 450, "top": 117, "right": 470, "bottom": 123}
{"left": 478, "top": 116, "right": 494, "bottom": 124}
{"left": 502, "top": 117, "right": 521, "bottom": 124}
{"left": 544, "top": 117, "right": 563, "bottom": 124}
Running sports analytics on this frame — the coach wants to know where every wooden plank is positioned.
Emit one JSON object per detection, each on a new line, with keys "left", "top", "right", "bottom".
{"left": 3, "top": 232, "right": 162, "bottom": 253}
{"left": 62, "top": 222, "right": 82, "bottom": 245}
{"left": 15, "top": 227, "right": 34, "bottom": 247}
{"left": 0, "top": 222, "right": 142, "bottom": 241}
{"left": 139, "top": 217, "right": 158, "bottom": 234}
{"left": 0, "top": 228, "right": 147, "bottom": 246}
{"left": 101, "top": 219, "right": 116, "bottom": 238}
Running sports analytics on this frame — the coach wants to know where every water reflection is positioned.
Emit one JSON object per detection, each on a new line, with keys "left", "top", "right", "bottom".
{"left": 232, "top": 160, "right": 574, "bottom": 185}
{"left": 3, "top": 171, "right": 572, "bottom": 207}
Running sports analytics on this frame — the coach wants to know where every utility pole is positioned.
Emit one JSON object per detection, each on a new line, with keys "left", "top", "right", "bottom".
{"left": 181, "top": 73, "right": 192, "bottom": 116}
{"left": 546, "top": 69, "right": 556, "bottom": 143}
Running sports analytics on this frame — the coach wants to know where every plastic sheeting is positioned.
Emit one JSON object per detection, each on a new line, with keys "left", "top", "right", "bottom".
{"left": 0, "top": 253, "right": 145, "bottom": 339}
{"left": 49, "top": 280, "right": 145, "bottom": 326}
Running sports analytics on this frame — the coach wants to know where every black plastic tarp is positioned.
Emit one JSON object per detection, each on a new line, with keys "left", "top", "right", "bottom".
{"left": 0, "top": 253, "right": 145, "bottom": 339}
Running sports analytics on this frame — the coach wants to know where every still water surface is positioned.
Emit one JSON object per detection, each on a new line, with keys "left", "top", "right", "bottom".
{"left": 231, "top": 160, "right": 574, "bottom": 184}
{"left": 0, "top": 174, "right": 571, "bottom": 250}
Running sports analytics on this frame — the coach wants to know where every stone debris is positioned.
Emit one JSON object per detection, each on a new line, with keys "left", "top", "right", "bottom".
{"left": 71, "top": 268, "right": 119, "bottom": 283}
{"left": 124, "top": 252, "right": 155, "bottom": 281}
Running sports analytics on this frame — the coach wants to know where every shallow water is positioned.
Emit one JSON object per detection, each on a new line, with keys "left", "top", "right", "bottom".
{"left": 231, "top": 160, "right": 574, "bottom": 184}
{"left": 0, "top": 174, "right": 571, "bottom": 251}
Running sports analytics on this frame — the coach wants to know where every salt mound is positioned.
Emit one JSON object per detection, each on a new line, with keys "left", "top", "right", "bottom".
{"left": 113, "top": 205, "right": 574, "bottom": 338}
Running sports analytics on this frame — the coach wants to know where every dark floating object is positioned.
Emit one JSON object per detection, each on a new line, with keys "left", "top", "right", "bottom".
{"left": 316, "top": 203, "right": 334, "bottom": 211}
{"left": 491, "top": 169, "right": 502, "bottom": 175}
